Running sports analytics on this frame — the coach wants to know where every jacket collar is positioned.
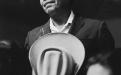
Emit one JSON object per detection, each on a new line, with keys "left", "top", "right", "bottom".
{"left": 69, "top": 15, "right": 84, "bottom": 36}
{"left": 43, "top": 15, "right": 84, "bottom": 36}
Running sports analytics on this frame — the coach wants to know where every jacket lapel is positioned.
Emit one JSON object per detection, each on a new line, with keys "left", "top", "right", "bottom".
{"left": 69, "top": 16, "right": 84, "bottom": 37}
{"left": 42, "top": 20, "right": 51, "bottom": 35}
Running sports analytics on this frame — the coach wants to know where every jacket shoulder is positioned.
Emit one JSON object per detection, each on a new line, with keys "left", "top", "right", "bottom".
{"left": 26, "top": 24, "right": 48, "bottom": 49}
{"left": 25, "top": 25, "right": 43, "bottom": 49}
{"left": 81, "top": 18, "right": 105, "bottom": 30}
{"left": 83, "top": 18, "right": 104, "bottom": 25}
{"left": 29, "top": 25, "right": 42, "bottom": 35}
{"left": 29, "top": 25, "right": 45, "bottom": 34}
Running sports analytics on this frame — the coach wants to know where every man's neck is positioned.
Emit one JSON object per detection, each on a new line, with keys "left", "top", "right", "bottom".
{"left": 50, "top": 9, "right": 71, "bottom": 26}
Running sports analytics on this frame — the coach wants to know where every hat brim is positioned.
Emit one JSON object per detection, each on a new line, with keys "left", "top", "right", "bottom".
{"left": 29, "top": 33, "right": 85, "bottom": 71}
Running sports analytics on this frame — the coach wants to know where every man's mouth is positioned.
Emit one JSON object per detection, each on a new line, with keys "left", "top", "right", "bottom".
{"left": 43, "top": 1, "right": 55, "bottom": 8}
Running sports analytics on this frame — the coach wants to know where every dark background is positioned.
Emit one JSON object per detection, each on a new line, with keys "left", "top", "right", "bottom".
{"left": 0, "top": 0, "right": 121, "bottom": 48}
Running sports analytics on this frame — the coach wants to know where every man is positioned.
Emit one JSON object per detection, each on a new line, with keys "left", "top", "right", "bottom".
{"left": 25, "top": 0, "right": 114, "bottom": 74}
{"left": 25, "top": 0, "right": 114, "bottom": 57}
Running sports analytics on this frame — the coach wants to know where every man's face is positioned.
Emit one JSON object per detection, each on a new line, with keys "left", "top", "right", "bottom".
{"left": 40, "top": 0, "right": 71, "bottom": 14}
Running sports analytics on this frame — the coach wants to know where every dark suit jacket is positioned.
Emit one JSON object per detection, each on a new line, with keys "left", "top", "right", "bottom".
{"left": 25, "top": 16, "right": 114, "bottom": 58}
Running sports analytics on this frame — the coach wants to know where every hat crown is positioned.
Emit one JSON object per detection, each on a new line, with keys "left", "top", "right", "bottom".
{"left": 29, "top": 33, "right": 85, "bottom": 75}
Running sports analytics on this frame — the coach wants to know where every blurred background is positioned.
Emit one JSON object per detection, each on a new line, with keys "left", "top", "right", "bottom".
{"left": 0, "top": 0, "right": 24, "bottom": 47}
{"left": 0, "top": 0, "right": 121, "bottom": 75}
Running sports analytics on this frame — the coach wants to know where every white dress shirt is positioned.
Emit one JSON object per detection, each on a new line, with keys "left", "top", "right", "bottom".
{"left": 50, "top": 11, "right": 75, "bottom": 33}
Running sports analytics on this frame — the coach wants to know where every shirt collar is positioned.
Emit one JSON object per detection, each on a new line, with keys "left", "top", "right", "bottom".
{"left": 65, "top": 11, "right": 74, "bottom": 25}
{"left": 50, "top": 11, "right": 75, "bottom": 33}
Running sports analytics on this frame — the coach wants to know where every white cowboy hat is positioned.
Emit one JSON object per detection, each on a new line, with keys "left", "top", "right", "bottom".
{"left": 29, "top": 33, "right": 85, "bottom": 75}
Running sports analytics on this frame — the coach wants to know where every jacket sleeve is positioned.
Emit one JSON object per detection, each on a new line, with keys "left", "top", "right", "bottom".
{"left": 97, "top": 21, "right": 115, "bottom": 51}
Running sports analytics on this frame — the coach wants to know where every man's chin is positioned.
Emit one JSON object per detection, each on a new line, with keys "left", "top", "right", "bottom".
{"left": 45, "top": 8, "right": 56, "bottom": 16}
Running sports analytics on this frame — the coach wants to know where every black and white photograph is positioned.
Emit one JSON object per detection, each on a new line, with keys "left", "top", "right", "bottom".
{"left": 0, "top": 0, "right": 121, "bottom": 75}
